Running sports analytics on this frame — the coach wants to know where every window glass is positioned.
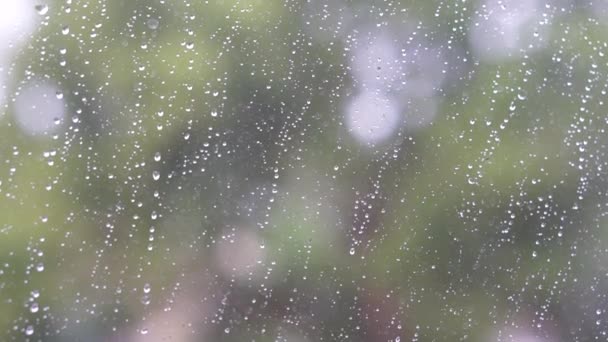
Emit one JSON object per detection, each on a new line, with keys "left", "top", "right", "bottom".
{"left": 1, "top": 1, "right": 607, "bottom": 341}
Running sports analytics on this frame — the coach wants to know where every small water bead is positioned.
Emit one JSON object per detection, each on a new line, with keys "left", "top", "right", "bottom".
{"left": 36, "top": 263, "right": 44, "bottom": 272}
{"left": 30, "top": 302, "right": 39, "bottom": 313}
{"left": 61, "top": 26, "right": 69, "bottom": 35}
{"left": 35, "top": 4, "right": 48, "bottom": 15}
{"left": 25, "top": 325, "right": 34, "bottom": 336}
{"left": 143, "top": 283, "right": 151, "bottom": 294}
{"left": 154, "top": 152, "right": 161, "bottom": 162}
{"left": 140, "top": 328, "right": 148, "bottom": 335}
{"left": 349, "top": 247, "right": 355, "bottom": 255}
{"left": 152, "top": 170, "right": 160, "bottom": 181}
{"left": 185, "top": 42, "right": 194, "bottom": 50}
{"left": 147, "top": 18, "right": 159, "bottom": 30}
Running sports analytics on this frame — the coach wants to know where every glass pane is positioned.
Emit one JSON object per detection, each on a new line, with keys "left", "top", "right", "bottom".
{"left": 1, "top": 0, "right": 607, "bottom": 341}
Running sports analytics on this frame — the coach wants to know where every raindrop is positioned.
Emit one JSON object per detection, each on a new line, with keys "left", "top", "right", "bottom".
{"left": 152, "top": 170, "right": 160, "bottom": 181}
{"left": 185, "top": 42, "right": 194, "bottom": 50}
{"left": 349, "top": 247, "right": 355, "bottom": 256}
{"left": 25, "top": 325, "right": 34, "bottom": 336}
{"left": 35, "top": 4, "right": 48, "bottom": 15}
{"left": 146, "top": 18, "right": 159, "bottom": 30}
{"left": 30, "top": 302, "right": 39, "bottom": 313}
{"left": 154, "top": 152, "right": 161, "bottom": 162}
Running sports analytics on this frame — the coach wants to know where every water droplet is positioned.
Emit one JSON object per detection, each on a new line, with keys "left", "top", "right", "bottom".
{"left": 25, "top": 325, "right": 34, "bottom": 336}
{"left": 55, "top": 91, "right": 63, "bottom": 99}
{"left": 36, "top": 262, "right": 44, "bottom": 272}
{"left": 61, "top": 26, "right": 69, "bottom": 35}
{"left": 154, "top": 152, "right": 161, "bottom": 162}
{"left": 140, "top": 328, "right": 148, "bottom": 335}
{"left": 35, "top": 4, "right": 48, "bottom": 15}
{"left": 30, "top": 302, "right": 39, "bottom": 313}
{"left": 349, "top": 247, "right": 355, "bottom": 255}
{"left": 146, "top": 18, "right": 159, "bottom": 30}
{"left": 211, "top": 110, "right": 218, "bottom": 117}
{"left": 185, "top": 42, "right": 194, "bottom": 50}
{"left": 143, "top": 283, "right": 151, "bottom": 294}
{"left": 152, "top": 170, "right": 160, "bottom": 181}
{"left": 224, "top": 327, "right": 230, "bottom": 334}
